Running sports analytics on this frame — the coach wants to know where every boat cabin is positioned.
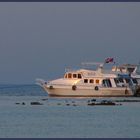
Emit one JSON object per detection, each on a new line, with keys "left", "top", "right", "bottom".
{"left": 63, "top": 69, "right": 137, "bottom": 89}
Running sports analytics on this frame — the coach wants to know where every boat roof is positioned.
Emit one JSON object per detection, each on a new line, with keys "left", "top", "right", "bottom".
{"left": 65, "top": 68, "right": 119, "bottom": 78}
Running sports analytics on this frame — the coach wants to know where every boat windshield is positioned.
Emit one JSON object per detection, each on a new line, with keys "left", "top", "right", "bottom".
{"left": 114, "top": 78, "right": 125, "bottom": 87}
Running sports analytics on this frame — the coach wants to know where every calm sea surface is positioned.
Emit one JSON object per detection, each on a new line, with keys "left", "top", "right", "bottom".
{"left": 0, "top": 84, "right": 140, "bottom": 138}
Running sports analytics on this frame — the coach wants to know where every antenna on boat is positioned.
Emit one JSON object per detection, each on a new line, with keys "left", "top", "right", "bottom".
{"left": 81, "top": 62, "right": 104, "bottom": 73}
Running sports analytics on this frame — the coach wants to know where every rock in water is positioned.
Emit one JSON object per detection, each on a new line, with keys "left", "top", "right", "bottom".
{"left": 30, "top": 102, "right": 43, "bottom": 105}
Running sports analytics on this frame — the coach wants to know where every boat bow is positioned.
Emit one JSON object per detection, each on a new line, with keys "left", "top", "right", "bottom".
{"left": 36, "top": 79, "right": 47, "bottom": 87}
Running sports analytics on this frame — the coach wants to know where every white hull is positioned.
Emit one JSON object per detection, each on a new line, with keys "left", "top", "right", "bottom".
{"left": 42, "top": 85, "right": 133, "bottom": 97}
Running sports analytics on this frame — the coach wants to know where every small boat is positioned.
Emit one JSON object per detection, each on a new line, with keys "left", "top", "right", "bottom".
{"left": 129, "top": 63, "right": 140, "bottom": 96}
{"left": 112, "top": 62, "right": 140, "bottom": 95}
{"left": 131, "top": 62, "right": 140, "bottom": 84}
{"left": 36, "top": 63, "right": 137, "bottom": 97}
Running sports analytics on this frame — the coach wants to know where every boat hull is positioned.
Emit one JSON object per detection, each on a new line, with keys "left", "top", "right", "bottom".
{"left": 42, "top": 85, "right": 133, "bottom": 97}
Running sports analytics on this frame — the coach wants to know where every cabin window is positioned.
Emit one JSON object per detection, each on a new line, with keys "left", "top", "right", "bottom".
{"left": 114, "top": 78, "right": 119, "bottom": 84}
{"left": 102, "top": 80, "right": 106, "bottom": 87}
{"left": 107, "top": 79, "right": 112, "bottom": 87}
{"left": 118, "top": 78, "right": 123, "bottom": 83}
{"left": 102, "top": 79, "right": 112, "bottom": 87}
{"left": 78, "top": 74, "right": 82, "bottom": 79}
{"left": 90, "top": 79, "right": 94, "bottom": 83}
{"left": 68, "top": 73, "right": 72, "bottom": 78}
{"left": 96, "top": 79, "right": 99, "bottom": 84}
{"left": 73, "top": 74, "right": 77, "bottom": 78}
{"left": 114, "top": 78, "right": 124, "bottom": 87}
{"left": 84, "top": 79, "right": 88, "bottom": 83}
{"left": 125, "top": 78, "right": 130, "bottom": 83}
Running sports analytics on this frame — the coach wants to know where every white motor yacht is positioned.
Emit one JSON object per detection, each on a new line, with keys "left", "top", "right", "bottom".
{"left": 36, "top": 63, "right": 136, "bottom": 97}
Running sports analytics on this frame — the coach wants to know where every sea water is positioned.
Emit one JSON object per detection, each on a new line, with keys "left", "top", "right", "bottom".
{"left": 0, "top": 84, "right": 140, "bottom": 138}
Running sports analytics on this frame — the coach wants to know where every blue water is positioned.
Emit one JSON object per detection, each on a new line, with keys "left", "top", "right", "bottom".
{"left": 0, "top": 84, "right": 140, "bottom": 138}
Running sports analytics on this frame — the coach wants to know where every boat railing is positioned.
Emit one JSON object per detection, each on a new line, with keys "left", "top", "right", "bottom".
{"left": 65, "top": 68, "right": 79, "bottom": 73}
{"left": 81, "top": 62, "right": 104, "bottom": 66}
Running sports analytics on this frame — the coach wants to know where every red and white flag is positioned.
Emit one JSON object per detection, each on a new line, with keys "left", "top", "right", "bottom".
{"left": 104, "top": 57, "right": 114, "bottom": 63}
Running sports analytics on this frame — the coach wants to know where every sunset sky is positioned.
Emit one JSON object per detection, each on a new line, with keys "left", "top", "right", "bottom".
{"left": 0, "top": 2, "right": 140, "bottom": 84}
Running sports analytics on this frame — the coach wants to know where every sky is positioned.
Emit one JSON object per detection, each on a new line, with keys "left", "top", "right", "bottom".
{"left": 0, "top": 2, "right": 140, "bottom": 84}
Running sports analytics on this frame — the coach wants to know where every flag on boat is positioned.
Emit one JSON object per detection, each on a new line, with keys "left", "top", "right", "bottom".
{"left": 105, "top": 57, "right": 114, "bottom": 63}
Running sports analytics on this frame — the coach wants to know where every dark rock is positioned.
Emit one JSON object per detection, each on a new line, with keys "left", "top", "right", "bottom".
{"left": 100, "top": 101, "right": 115, "bottom": 105}
{"left": 30, "top": 102, "right": 43, "bottom": 105}
{"left": 41, "top": 98, "right": 48, "bottom": 101}
{"left": 66, "top": 103, "right": 70, "bottom": 106}
{"left": 22, "top": 102, "right": 25, "bottom": 105}
{"left": 101, "top": 100, "right": 107, "bottom": 103}
{"left": 87, "top": 100, "right": 91, "bottom": 103}
{"left": 88, "top": 101, "right": 116, "bottom": 106}
{"left": 91, "top": 99, "right": 96, "bottom": 102}
{"left": 15, "top": 102, "right": 20, "bottom": 105}
{"left": 57, "top": 103, "right": 61, "bottom": 105}
{"left": 88, "top": 102, "right": 95, "bottom": 106}
{"left": 114, "top": 99, "right": 140, "bottom": 102}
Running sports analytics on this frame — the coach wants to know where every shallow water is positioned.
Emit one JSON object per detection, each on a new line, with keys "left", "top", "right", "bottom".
{"left": 0, "top": 84, "right": 140, "bottom": 138}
